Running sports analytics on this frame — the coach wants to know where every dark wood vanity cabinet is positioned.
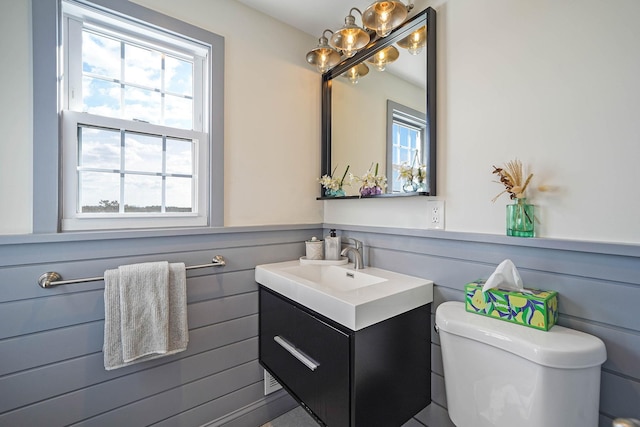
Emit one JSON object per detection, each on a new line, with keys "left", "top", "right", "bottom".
{"left": 259, "top": 286, "right": 431, "bottom": 427}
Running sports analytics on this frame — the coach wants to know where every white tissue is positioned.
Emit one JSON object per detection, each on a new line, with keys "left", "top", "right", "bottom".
{"left": 482, "top": 259, "right": 524, "bottom": 292}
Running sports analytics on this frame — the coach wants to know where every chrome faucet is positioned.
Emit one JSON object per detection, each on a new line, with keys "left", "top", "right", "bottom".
{"left": 341, "top": 238, "right": 364, "bottom": 270}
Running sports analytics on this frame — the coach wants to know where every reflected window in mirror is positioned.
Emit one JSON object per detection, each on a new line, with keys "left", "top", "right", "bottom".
{"left": 387, "top": 100, "right": 426, "bottom": 193}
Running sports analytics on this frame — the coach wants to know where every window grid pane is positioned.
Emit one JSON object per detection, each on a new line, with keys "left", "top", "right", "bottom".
{"left": 124, "top": 174, "right": 162, "bottom": 212}
{"left": 77, "top": 125, "right": 194, "bottom": 214}
{"left": 124, "top": 44, "right": 162, "bottom": 89}
{"left": 124, "top": 133, "right": 163, "bottom": 173}
{"left": 81, "top": 28, "right": 195, "bottom": 130}
{"left": 82, "top": 31, "right": 120, "bottom": 79}
{"left": 79, "top": 171, "right": 121, "bottom": 213}
{"left": 165, "top": 56, "right": 193, "bottom": 96}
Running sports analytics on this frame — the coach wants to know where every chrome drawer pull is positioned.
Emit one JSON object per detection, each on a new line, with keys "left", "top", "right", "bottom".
{"left": 613, "top": 419, "right": 640, "bottom": 427}
{"left": 274, "top": 336, "right": 320, "bottom": 371}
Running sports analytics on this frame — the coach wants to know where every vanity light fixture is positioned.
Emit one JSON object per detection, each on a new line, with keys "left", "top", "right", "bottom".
{"left": 305, "top": 2, "right": 419, "bottom": 74}
{"left": 362, "top": 1, "right": 413, "bottom": 37}
{"left": 342, "top": 63, "right": 369, "bottom": 84}
{"left": 329, "top": 8, "right": 371, "bottom": 58}
{"left": 367, "top": 45, "right": 399, "bottom": 71}
{"left": 397, "top": 25, "right": 426, "bottom": 55}
{"left": 306, "top": 29, "right": 342, "bottom": 73}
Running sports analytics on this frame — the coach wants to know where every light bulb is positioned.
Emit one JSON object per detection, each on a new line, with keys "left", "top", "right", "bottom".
{"left": 408, "top": 45, "right": 423, "bottom": 55}
{"left": 376, "top": 21, "right": 391, "bottom": 37}
{"left": 346, "top": 34, "right": 355, "bottom": 45}
{"left": 342, "top": 31, "right": 358, "bottom": 57}
{"left": 343, "top": 64, "right": 369, "bottom": 84}
{"left": 373, "top": 52, "right": 386, "bottom": 71}
{"left": 408, "top": 32, "right": 423, "bottom": 54}
{"left": 374, "top": 3, "right": 394, "bottom": 36}
{"left": 366, "top": 46, "right": 398, "bottom": 72}
{"left": 317, "top": 54, "right": 329, "bottom": 73}
{"left": 348, "top": 69, "right": 360, "bottom": 84}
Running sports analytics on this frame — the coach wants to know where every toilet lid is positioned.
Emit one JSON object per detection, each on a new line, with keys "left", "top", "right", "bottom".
{"left": 435, "top": 301, "right": 607, "bottom": 369}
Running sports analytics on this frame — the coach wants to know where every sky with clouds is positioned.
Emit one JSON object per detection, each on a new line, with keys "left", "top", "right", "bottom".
{"left": 79, "top": 30, "right": 196, "bottom": 210}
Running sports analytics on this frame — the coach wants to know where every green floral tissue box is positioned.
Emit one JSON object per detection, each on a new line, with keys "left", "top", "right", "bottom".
{"left": 464, "top": 280, "right": 559, "bottom": 331}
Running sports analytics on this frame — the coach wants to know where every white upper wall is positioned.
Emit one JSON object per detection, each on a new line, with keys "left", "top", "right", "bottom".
{"left": 0, "top": 1, "right": 32, "bottom": 234}
{"left": 0, "top": 0, "right": 323, "bottom": 233}
{"left": 327, "top": 0, "right": 640, "bottom": 245}
{"left": 1, "top": 0, "right": 639, "bottom": 245}
{"left": 106, "top": 0, "right": 325, "bottom": 227}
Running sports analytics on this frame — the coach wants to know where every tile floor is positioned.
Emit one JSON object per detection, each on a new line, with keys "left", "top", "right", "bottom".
{"left": 260, "top": 406, "right": 319, "bottom": 427}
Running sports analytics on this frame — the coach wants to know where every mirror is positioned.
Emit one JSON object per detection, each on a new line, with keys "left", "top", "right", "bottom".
{"left": 320, "top": 7, "right": 436, "bottom": 198}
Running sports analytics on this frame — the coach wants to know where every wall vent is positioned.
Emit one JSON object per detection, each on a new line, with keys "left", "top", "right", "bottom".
{"left": 264, "top": 369, "right": 282, "bottom": 395}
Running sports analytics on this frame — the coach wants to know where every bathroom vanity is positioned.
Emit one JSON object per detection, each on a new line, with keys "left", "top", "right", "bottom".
{"left": 256, "top": 261, "right": 433, "bottom": 426}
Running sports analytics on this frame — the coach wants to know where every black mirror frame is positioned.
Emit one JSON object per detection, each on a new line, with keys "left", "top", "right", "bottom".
{"left": 320, "top": 7, "right": 436, "bottom": 199}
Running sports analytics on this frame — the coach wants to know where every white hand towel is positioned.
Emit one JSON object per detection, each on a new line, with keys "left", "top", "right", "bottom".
{"left": 103, "top": 261, "right": 188, "bottom": 370}
{"left": 167, "top": 262, "right": 189, "bottom": 357}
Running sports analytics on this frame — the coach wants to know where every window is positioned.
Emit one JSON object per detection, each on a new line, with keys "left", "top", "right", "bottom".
{"left": 32, "top": 0, "right": 223, "bottom": 232}
{"left": 386, "top": 101, "right": 427, "bottom": 193}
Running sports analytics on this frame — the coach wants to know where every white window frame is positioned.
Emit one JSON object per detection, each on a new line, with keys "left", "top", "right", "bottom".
{"left": 386, "top": 100, "right": 427, "bottom": 193}
{"left": 31, "top": 0, "right": 224, "bottom": 233}
{"left": 60, "top": 0, "right": 211, "bottom": 231}
{"left": 61, "top": 110, "right": 209, "bottom": 230}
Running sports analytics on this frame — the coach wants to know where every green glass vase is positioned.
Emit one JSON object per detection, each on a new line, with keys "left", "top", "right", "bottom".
{"left": 402, "top": 179, "right": 418, "bottom": 193}
{"left": 326, "top": 188, "right": 346, "bottom": 197}
{"left": 506, "top": 198, "right": 534, "bottom": 237}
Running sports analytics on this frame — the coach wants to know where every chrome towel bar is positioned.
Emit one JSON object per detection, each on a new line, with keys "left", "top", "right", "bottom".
{"left": 37, "top": 255, "right": 226, "bottom": 288}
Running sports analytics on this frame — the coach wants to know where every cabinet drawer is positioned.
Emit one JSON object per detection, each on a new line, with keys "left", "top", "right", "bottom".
{"left": 260, "top": 288, "right": 350, "bottom": 427}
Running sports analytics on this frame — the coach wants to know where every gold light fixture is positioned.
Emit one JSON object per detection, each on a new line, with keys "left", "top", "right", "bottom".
{"left": 397, "top": 25, "right": 426, "bottom": 55}
{"left": 342, "top": 63, "right": 369, "bottom": 84}
{"left": 304, "top": 3, "right": 420, "bottom": 73}
{"left": 367, "top": 45, "right": 399, "bottom": 71}
{"left": 330, "top": 8, "right": 371, "bottom": 58}
{"left": 362, "top": 1, "right": 413, "bottom": 38}
{"left": 306, "top": 29, "right": 342, "bottom": 73}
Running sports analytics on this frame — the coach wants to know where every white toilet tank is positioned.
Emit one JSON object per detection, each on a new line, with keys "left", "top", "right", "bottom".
{"left": 435, "top": 301, "right": 606, "bottom": 427}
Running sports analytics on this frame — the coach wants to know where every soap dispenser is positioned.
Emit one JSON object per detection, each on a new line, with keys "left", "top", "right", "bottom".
{"left": 324, "top": 229, "right": 342, "bottom": 260}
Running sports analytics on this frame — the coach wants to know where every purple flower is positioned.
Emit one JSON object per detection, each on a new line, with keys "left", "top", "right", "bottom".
{"left": 360, "top": 186, "right": 382, "bottom": 197}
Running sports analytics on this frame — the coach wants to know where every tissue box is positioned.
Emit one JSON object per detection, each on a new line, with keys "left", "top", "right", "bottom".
{"left": 464, "top": 280, "right": 558, "bottom": 331}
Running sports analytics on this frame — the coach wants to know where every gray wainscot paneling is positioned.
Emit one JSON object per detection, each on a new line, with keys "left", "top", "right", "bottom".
{"left": 328, "top": 224, "right": 640, "bottom": 427}
{"left": 0, "top": 225, "right": 317, "bottom": 427}
{"left": 2, "top": 224, "right": 638, "bottom": 426}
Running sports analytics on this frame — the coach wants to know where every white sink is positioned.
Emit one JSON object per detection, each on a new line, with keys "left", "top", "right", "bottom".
{"left": 282, "top": 264, "right": 387, "bottom": 291}
{"left": 255, "top": 260, "right": 433, "bottom": 330}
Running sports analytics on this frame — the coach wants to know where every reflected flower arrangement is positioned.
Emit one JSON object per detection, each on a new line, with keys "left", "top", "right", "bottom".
{"left": 352, "top": 163, "right": 387, "bottom": 197}
{"left": 319, "top": 165, "right": 351, "bottom": 197}
{"left": 395, "top": 151, "right": 426, "bottom": 192}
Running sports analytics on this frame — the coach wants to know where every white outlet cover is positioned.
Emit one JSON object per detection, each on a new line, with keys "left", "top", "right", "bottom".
{"left": 426, "top": 200, "right": 445, "bottom": 230}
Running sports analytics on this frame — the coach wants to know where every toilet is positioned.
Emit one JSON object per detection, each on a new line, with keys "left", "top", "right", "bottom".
{"left": 435, "top": 301, "right": 607, "bottom": 427}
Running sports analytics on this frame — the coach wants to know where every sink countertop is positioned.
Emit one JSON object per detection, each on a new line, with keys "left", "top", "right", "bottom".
{"left": 255, "top": 260, "right": 434, "bottom": 331}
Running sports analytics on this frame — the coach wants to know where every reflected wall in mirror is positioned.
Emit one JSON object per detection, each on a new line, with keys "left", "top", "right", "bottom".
{"left": 332, "top": 64, "right": 425, "bottom": 195}
{"left": 320, "top": 7, "right": 436, "bottom": 198}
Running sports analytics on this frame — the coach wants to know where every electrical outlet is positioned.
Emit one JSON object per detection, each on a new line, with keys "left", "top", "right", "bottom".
{"left": 426, "top": 200, "right": 445, "bottom": 230}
